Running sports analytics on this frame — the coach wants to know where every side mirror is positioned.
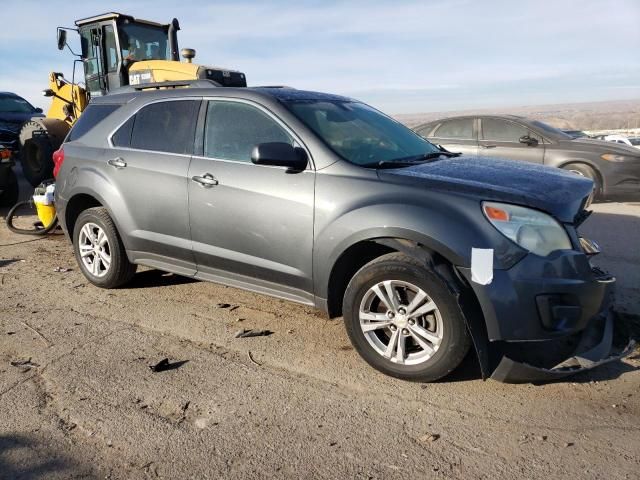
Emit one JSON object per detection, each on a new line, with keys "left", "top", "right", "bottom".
{"left": 34, "top": 107, "right": 43, "bottom": 114}
{"left": 251, "top": 142, "right": 308, "bottom": 171}
{"left": 519, "top": 135, "right": 538, "bottom": 146}
{"left": 57, "top": 29, "right": 67, "bottom": 51}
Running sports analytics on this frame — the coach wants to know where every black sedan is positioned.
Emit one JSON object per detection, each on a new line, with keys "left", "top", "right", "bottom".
{"left": 0, "top": 92, "right": 43, "bottom": 150}
{"left": 414, "top": 115, "right": 640, "bottom": 199}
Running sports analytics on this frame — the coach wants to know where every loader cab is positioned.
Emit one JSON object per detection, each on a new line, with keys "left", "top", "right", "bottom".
{"left": 73, "top": 12, "right": 178, "bottom": 98}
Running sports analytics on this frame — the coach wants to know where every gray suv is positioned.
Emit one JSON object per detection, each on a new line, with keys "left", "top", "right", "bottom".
{"left": 54, "top": 84, "right": 630, "bottom": 383}
{"left": 414, "top": 115, "right": 640, "bottom": 199}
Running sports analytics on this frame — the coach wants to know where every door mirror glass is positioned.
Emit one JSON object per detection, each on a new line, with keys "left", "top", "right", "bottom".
{"left": 519, "top": 135, "right": 538, "bottom": 146}
{"left": 251, "top": 142, "right": 308, "bottom": 171}
{"left": 57, "top": 29, "right": 67, "bottom": 51}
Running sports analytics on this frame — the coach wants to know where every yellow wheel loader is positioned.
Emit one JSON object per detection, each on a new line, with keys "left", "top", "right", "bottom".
{"left": 19, "top": 12, "right": 247, "bottom": 186}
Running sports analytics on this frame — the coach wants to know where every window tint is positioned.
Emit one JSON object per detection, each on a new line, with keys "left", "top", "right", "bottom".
{"left": 204, "top": 101, "right": 293, "bottom": 162}
{"left": 67, "top": 104, "right": 120, "bottom": 142}
{"left": 434, "top": 119, "right": 474, "bottom": 139}
{"left": 481, "top": 118, "right": 528, "bottom": 142}
{"left": 112, "top": 116, "right": 135, "bottom": 147}
{"left": 0, "top": 95, "right": 35, "bottom": 113}
{"left": 130, "top": 100, "right": 199, "bottom": 154}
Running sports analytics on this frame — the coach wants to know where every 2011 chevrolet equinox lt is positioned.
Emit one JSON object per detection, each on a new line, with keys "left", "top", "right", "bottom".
{"left": 53, "top": 83, "right": 633, "bottom": 383}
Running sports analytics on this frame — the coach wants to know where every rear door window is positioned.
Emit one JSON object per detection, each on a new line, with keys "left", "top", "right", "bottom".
{"left": 203, "top": 101, "right": 293, "bottom": 162}
{"left": 129, "top": 100, "right": 200, "bottom": 154}
{"left": 433, "top": 119, "right": 474, "bottom": 139}
{"left": 67, "top": 104, "right": 120, "bottom": 142}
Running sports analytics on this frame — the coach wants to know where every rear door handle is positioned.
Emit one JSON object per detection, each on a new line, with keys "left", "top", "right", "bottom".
{"left": 108, "top": 157, "right": 127, "bottom": 168}
{"left": 192, "top": 173, "right": 218, "bottom": 187}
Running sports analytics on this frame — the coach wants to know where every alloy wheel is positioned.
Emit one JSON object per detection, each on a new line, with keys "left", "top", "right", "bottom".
{"left": 358, "top": 280, "right": 443, "bottom": 365}
{"left": 78, "top": 222, "right": 111, "bottom": 278}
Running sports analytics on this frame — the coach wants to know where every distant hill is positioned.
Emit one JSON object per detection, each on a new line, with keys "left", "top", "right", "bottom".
{"left": 394, "top": 98, "right": 640, "bottom": 131}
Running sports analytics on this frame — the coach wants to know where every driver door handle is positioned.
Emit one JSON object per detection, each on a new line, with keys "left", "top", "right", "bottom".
{"left": 192, "top": 173, "right": 219, "bottom": 187}
{"left": 107, "top": 157, "right": 127, "bottom": 168}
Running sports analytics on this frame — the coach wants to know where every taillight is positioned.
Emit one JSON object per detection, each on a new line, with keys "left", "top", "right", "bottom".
{"left": 52, "top": 148, "right": 64, "bottom": 178}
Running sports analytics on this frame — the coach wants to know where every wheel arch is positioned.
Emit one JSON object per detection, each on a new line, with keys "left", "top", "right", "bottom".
{"left": 558, "top": 160, "right": 604, "bottom": 190}
{"left": 64, "top": 193, "right": 104, "bottom": 237}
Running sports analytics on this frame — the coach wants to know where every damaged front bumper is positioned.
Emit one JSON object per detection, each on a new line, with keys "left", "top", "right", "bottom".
{"left": 458, "top": 247, "right": 635, "bottom": 383}
{"left": 490, "top": 310, "right": 636, "bottom": 383}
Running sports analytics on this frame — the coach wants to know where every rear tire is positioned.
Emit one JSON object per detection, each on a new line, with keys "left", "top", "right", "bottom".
{"left": 73, "top": 207, "right": 136, "bottom": 288}
{"left": 343, "top": 253, "right": 470, "bottom": 382}
{"left": 562, "top": 163, "right": 601, "bottom": 206}
{"left": 20, "top": 137, "right": 54, "bottom": 187}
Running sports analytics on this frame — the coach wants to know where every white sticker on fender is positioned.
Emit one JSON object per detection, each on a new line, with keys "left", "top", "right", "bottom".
{"left": 471, "top": 248, "right": 494, "bottom": 285}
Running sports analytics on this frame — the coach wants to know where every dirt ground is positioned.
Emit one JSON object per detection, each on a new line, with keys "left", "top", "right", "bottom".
{"left": 1, "top": 194, "right": 639, "bottom": 479}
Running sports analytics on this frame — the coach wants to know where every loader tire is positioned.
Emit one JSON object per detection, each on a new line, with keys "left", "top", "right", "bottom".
{"left": 19, "top": 118, "right": 68, "bottom": 187}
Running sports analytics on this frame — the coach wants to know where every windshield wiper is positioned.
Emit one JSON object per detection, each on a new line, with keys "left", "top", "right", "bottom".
{"left": 361, "top": 151, "right": 460, "bottom": 169}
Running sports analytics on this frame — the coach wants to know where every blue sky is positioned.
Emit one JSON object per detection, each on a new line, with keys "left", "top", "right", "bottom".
{"left": 1, "top": 0, "right": 638, "bottom": 113}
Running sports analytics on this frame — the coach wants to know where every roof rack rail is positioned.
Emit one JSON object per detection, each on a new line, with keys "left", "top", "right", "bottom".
{"left": 111, "top": 79, "right": 221, "bottom": 94}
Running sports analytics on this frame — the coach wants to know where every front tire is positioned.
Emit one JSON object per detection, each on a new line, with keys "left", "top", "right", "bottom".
{"left": 562, "top": 163, "right": 601, "bottom": 206}
{"left": 73, "top": 207, "right": 136, "bottom": 288}
{"left": 343, "top": 253, "right": 470, "bottom": 382}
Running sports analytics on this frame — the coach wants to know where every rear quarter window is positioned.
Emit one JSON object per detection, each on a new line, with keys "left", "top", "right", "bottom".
{"left": 66, "top": 104, "right": 120, "bottom": 142}
{"left": 129, "top": 100, "right": 200, "bottom": 155}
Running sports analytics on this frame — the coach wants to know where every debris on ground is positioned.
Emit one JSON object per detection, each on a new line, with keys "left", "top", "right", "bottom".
{"left": 53, "top": 266, "right": 71, "bottom": 272}
{"left": 419, "top": 433, "right": 440, "bottom": 443}
{"left": 234, "top": 329, "right": 273, "bottom": 338}
{"left": 10, "top": 358, "right": 40, "bottom": 370}
{"left": 247, "top": 351, "right": 262, "bottom": 366}
{"left": 216, "top": 303, "right": 231, "bottom": 309}
{"left": 149, "top": 358, "right": 189, "bottom": 373}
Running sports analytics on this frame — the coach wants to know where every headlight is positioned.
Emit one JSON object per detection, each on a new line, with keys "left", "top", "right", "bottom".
{"left": 482, "top": 202, "right": 571, "bottom": 256}
{"left": 601, "top": 153, "right": 633, "bottom": 162}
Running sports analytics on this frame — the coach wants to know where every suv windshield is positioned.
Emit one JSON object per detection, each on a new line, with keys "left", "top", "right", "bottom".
{"left": 0, "top": 95, "right": 35, "bottom": 114}
{"left": 119, "top": 22, "right": 170, "bottom": 61}
{"left": 283, "top": 100, "right": 441, "bottom": 166}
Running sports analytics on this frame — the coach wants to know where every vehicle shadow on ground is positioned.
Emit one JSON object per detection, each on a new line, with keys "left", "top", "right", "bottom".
{"left": 126, "top": 269, "right": 198, "bottom": 289}
{"left": 0, "top": 434, "right": 95, "bottom": 479}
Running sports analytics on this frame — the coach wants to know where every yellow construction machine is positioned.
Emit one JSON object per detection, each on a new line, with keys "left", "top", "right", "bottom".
{"left": 19, "top": 12, "right": 247, "bottom": 186}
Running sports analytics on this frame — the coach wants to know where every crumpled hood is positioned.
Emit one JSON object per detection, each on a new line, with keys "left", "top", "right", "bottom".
{"left": 378, "top": 156, "right": 593, "bottom": 223}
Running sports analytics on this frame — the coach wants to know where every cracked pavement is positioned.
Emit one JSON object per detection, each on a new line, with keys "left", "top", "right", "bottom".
{"left": 1, "top": 201, "right": 639, "bottom": 479}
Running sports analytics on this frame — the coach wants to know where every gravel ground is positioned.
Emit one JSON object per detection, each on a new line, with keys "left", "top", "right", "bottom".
{"left": 1, "top": 192, "right": 639, "bottom": 479}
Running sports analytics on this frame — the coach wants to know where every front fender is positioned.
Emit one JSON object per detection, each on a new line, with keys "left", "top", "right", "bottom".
{"left": 313, "top": 201, "right": 525, "bottom": 300}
